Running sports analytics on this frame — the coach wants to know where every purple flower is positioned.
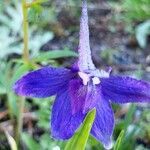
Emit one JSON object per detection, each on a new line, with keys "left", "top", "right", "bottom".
{"left": 13, "top": 0, "right": 150, "bottom": 149}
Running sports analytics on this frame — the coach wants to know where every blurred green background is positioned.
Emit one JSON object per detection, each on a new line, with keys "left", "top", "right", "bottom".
{"left": 0, "top": 0, "right": 150, "bottom": 150}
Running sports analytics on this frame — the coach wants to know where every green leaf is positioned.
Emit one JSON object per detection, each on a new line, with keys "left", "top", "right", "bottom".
{"left": 122, "top": 0, "right": 150, "bottom": 22}
{"left": 22, "top": 133, "right": 41, "bottom": 150}
{"left": 136, "top": 20, "right": 150, "bottom": 48}
{"left": 10, "top": 64, "right": 31, "bottom": 87}
{"left": 124, "top": 104, "right": 136, "bottom": 131}
{"left": 28, "top": 4, "right": 43, "bottom": 23}
{"left": 114, "top": 130, "right": 124, "bottom": 150}
{"left": 65, "top": 109, "right": 96, "bottom": 150}
{"left": 32, "top": 49, "right": 78, "bottom": 62}
{"left": 7, "top": 92, "right": 18, "bottom": 117}
{"left": 5, "top": 131, "right": 18, "bottom": 150}
{"left": 117, "top": 104, "right": 136, "bottom": 150}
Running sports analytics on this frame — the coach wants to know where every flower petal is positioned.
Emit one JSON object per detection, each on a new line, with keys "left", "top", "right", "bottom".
{"left": 91, "top": 94, "right": 114, "bottom": 149}
{"left": 83, "top": 85, "right": 99, "bottom": 113}
{"left": 101, "top": 76, "right": 150, "bottom": 103}
{"left": 13, "top": 66, "right": 73, "bottom": 98}
{"left": 69, "top": 79, "right": 86, "bottom": 114}
{"left": 69, "top": 79, "right": 99, "bottom": 114}
{"left": 51, "top": 89, "right": 85, "bottom": 139}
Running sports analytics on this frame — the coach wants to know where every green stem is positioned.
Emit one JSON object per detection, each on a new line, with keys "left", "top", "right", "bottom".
{"left": 22, "top": 0, "right": 29, "bottom": 62}
{"left": 15, "top": 97, "right": 25, "bottom": 147}
{"left": 15, "top": 0, "right": 29, "bottom": 147}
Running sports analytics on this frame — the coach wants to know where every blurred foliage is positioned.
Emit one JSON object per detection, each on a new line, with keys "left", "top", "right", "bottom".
{"left": 110, "top": 0, "right": 150, "bottom": 48}
{"left": 136, "top": 20, "right": 150, "bottom": 48}
{"left": 28, "top": 2, "right": 57, "bottom": 26}
{"left": 0, "top": 0, "right": 53, "bottom": 59}
{"left": 121, "top": 0, "right": 150, "bottom": 48}
{"left": 122, "top": 0, "right": 150, "bottom": 22}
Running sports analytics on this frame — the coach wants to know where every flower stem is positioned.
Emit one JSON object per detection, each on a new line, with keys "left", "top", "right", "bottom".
{"left": 15, "top": 97, "right": 25, "bottom": 147}
{"left": 15, "top": 0, "right": 29, "bottom": 147}
{"left": 22, "top": 0, "right": 29, "bottom": 62}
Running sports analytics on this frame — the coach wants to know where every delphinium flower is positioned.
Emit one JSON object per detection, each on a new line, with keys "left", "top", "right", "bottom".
{"left": 13, "top": 0, "right": 150, "bottom": 149}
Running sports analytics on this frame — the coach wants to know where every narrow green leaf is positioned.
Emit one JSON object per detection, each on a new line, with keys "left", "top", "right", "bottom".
{"left": 22, "top": 133, "right": 41, "bottom": 150}
{"left": 5, "top": 131, "right": 18, "bottom": 150}
{"left": 11, "top": 64, "right": 31, "bottom": 87}
{"left": 0, "top": 81, "right": 6, "bottom": 94}
{"left": 114, "top": 130, "right": 124, "bottom": 150}
{"left": 117, "top": 104, "right": 136, "bottom": 150}
{"left": 124, "top": 104, "right": 136, "bottom": 131}
{"left": 65, "top": 109, "right": 96, "bottom": 150}
{"left": 7, "top": 92, "right": 18, "bottom": 117}
{"left": 4, "top": 61, "right": 14, "bottom": 90}
{"left": 32, "top": 49, "right": 78, "bottom": 62}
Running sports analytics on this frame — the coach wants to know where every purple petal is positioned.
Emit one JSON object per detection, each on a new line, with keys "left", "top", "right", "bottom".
{"left": 51, "top": 89, "right": 85, "bottom": 139}
{"left": 13, "top": 66, "right": 73, "bottom": 98}
{"left": 69, "top": 78, "right": 99, "bottom": 114}
{"left": 83, "top": 85, "right": 99, "bottom": 113}
{"left": 69, "top": 79, "right": 86, "bottom": 114}
{"left": 101, "top": 76, "right": 150, "bottom": 103}
{"left": 91, "top": 94, "right": 114, "bottom": 149}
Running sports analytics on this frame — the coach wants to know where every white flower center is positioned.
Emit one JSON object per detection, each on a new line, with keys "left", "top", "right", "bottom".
{"left": 78, "top": 72, "right": 90, "bottom": 85}
{"left": 99, "top": 70, "right": 110, "bottom": 78}
{"left": 92, "top": 77, "right": 100, "bottom": 85}
{"left": 78, "top": 72, "right": 101, "bottom": 85}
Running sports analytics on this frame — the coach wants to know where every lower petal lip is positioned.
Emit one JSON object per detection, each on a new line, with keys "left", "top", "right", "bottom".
{"left": 91, "top": 93, "right": 114, "bottom": 148}
{"left": 51, "top": 89, "right": 85, "bottom": 140}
